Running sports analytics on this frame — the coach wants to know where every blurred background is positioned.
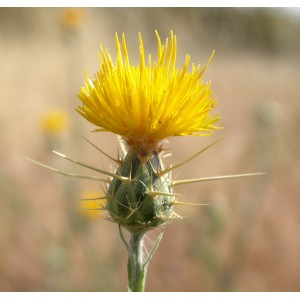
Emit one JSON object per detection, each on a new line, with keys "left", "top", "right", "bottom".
{"left": 0, "top": 7, "right": 300, "bottom": 292}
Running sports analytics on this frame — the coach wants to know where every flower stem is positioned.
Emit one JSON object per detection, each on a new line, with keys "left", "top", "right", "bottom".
{"left": 127, "top": 232, "right": 146, "bottom": 292}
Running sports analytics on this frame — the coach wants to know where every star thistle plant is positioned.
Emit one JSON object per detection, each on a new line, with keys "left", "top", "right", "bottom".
{"left": 77, "top": 31, "right": 221, "bottom": 291}
{"left": 27, "top": 30, "right": 263, "bottom": 292}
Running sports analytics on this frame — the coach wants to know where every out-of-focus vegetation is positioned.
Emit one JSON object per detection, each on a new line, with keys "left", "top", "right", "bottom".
{"left": 0, "top": 7, "right": 300, "bottom": 292}
{"left": 1, "top": 8, "right": 299, "bottom": 55}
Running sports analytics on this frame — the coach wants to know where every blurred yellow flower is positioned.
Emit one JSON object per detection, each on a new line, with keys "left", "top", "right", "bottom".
{"left": 78, "top": 191, "right": 106, "bottom": 219}
{"left": 77, "top": 31, "right": 221, "bottom": 156}
{"left": 40, "top": 109, "right": 70, "bottom": 135}
{"left": 59, "top": 8, "right": 85, "bottom": 30}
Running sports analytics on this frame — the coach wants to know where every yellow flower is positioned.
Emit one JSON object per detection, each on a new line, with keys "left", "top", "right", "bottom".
{"left": 40, "top": 109, "right": 70, "bottom": 135}
{"left": 77, "top": 31, "right": 221, "bottom": 156}
{"left": 59, "top": 8, "right": 85, "bottom": 30}
{"left": 78, "top": 191, "right": 106, "bottom": 219}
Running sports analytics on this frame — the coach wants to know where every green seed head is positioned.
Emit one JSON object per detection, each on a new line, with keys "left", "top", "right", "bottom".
{"left": 106, "top": 151, "right": 174, "bottom": 233}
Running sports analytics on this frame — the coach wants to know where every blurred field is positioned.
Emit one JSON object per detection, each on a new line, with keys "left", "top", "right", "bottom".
{"left": 1, "top": 7, "right": 300, "bottom": 291}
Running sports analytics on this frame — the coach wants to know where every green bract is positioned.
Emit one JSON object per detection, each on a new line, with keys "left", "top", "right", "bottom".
{"left": 107, "top": 152, "right": 174, "bottom": 233}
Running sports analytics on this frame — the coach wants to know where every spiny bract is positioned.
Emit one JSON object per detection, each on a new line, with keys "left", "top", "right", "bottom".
{"left": 106, "top": 151, "right": 175, "bottom": 232}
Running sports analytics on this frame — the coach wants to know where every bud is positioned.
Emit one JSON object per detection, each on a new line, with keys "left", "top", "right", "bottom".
{"left": 106, "top": 151, "right": 174, "bottom": 233}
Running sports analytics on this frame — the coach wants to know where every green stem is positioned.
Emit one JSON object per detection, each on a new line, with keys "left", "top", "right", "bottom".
{"left": 128, "top": 232, "right": 146, "bottom": 292}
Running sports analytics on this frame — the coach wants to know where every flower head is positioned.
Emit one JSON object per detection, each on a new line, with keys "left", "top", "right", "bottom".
{"left": 40, "top": 109, "right": 70, "bottom": 135}
{"left": 59, "top": 8, "right": 85, "bottom": 30}
{"left": 77, "top": 31, "right": 221, "bottom": 157}
{"left": 78, "top": 191, "right": 106, "bottom": 219}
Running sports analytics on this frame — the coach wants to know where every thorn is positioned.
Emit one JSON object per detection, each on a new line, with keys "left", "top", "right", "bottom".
{"left": 157, "top": 134, "right": 226, "bottom": 177}
{"left": 171, "top": 200, "right": 209, "bottom": 206}
{"left": 100, "top": 185, "right": 108, "bottom": 195}
{"left": 117, "top": 135, "right": 128, "bottom": 157}
{"left": 172, "top": 172, "right": 267, "bottom": 186}
{"left": 117, "top": 149, "right": 124, "bottom": 163}
{"left": 82, "top": 137, "right": 121, "bottom": 164}
{"left": 162, "top": 153, "right": 172, "bottom": 159}
{"left": 148, "top": 159, "right": 159, "bottom": 175}
{"left": 52, "top": 150, "right": 131, "bottom": 183}
{"left": 23, "top": 156, "right": 110, "bottom": 182}
{"left": 169, "top": 212, "right": 183, "bottom": 219}
{"left": 82, "top": 208, "right": 106, "bottom": 211}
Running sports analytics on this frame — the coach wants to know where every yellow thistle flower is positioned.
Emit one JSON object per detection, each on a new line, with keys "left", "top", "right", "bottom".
{"left": 78, "top": 191, "right": 106, "bottom": 219}
{"left": 59, "top": 8, "right": 85, "bottom": 30}
{"left": 40, "top": 109, "right": 70, "bottom": 135}
{"left": 77, "top": 31, "right": 221, "bottom": 157}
